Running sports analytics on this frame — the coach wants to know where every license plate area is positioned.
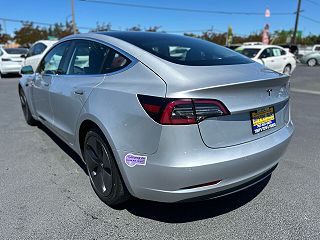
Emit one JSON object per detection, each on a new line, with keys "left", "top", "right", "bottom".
{"left": 250, "top": 106, "right": 276, "bottom": 134}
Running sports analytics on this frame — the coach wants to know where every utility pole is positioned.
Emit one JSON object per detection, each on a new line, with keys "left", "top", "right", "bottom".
{"left": 291, "top": 0, "right": 302, "bottom": 44}
{"left": 71, "top": 0, "right": 77, "bottom": 34}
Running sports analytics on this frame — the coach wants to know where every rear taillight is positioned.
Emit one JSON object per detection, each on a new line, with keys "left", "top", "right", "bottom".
{"left": 138, "top": 94, "right": 230, "bottom": 125}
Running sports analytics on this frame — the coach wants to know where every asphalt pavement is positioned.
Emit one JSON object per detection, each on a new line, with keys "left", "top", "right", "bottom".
{"left": 0, "top": 65, "right": 319, "bottom": 240}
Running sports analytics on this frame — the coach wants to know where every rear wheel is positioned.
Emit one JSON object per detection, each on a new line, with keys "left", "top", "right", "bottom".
{"left": 83, "top": 127, "right": 130, "bottom": 206}
{"left": 307, "top": 58, "right": 317, "bottom": 67}
{"left": 283, "top": 64, "right": 291, "bottom": 75}
{"left": 19, "top": 87, "right": 37, "bottom": 126}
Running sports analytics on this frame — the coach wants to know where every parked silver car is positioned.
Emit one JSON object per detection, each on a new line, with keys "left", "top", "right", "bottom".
{"left": 19, "top": 32, "right": 294, "bottom": 205}
{"left": 300, "top": 51, "right": 320, "bottom": 67}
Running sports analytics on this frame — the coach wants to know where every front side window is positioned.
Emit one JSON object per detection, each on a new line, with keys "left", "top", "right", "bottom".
{"left": 38, "top": 41, "right": 71, "bottom": 74}
{"left": 26, "top": 45, "right": 36, "bottom": 57}
{"left": 34, "top": 43, "right": 47, "bottom": 55}
{"left": 259, "top": 48, "right": 273, "bottom": 58}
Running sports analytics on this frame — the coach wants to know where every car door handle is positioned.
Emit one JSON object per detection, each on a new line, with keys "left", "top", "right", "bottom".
{"left": 74, "top": 89, "right": 84, "bottom": 95}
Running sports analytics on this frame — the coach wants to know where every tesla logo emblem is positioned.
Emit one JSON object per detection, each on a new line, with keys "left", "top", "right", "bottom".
{"left": 266, "top": 89, "right": 272, "bottom": 96}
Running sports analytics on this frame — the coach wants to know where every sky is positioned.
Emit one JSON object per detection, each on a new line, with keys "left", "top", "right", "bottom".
{"left": 1, "top": 0, "right": 320, "bottom": 36}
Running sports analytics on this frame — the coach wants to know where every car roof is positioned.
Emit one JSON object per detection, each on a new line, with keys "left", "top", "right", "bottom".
{"left": 98, "top": 31, "right": 197, "bottom": 44}
{"left": 33, "top": 40, "right": 57, "bottom": 46}
{"left": 239, "top": 45, "right": 284, "bottom": 49}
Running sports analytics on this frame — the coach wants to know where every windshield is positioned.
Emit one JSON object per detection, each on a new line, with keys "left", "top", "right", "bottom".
{"left": 236, "top": 48, "right": 261, "bottom": 58}
{"left": 103, "top": 32, "right": 253, "bottom": 66}
{"left": 4, "top": 48, "right": 28, "bottom": 55}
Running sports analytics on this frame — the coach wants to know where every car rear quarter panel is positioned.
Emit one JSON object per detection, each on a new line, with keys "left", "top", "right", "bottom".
{"left": 76, "top": 61, "right": 166, "bottom": 156}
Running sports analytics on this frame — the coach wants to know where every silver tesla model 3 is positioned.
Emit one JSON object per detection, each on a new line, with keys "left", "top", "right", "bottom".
{"left": 18, "top": 32, "right": 294, "bottom": 205}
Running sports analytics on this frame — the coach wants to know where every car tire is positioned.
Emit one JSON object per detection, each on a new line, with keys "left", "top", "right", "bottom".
{"left": 307, "top": 58, "right": 317, "bottom": 67}
{"left": 19, "top": 87, "right": 37, "bottom": 126}
{"left": 283, "top": 64, "right": 291, "bottom": 75}
{"left": 83, "top": 127, "right": 131, "bottom": 206}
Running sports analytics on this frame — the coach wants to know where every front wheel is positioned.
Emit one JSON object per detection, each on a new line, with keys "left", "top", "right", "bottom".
{"left": 83, "top": 127, "right": 131, "bottom": 206}
{"left": 307, "top": 58, "right": 317, "bottom": 67}
{"left": 19, "top": 88, "right": 37, "bottom": 126}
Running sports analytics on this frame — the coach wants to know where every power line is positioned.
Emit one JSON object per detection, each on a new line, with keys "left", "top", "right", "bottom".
{"left": 305, "top": 0, "right": 320, "bottom": 7}
{"left": 79, "top": 0, "right": 294, "bottom": 16}
{"left": 0, "top": 17, "right": 92, "bottom": 30}
{"left": 300, "top": 15, "right": 320, "bottom": 24}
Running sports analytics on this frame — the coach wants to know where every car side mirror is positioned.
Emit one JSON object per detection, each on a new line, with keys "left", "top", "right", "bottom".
{"left": 21, "top": 65, "right": 34, "bottom": 75}
{"left": 20, "top": 54, "right": 27, "bottom": 59}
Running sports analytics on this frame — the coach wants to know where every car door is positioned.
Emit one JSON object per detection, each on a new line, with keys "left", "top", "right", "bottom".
{"left": 49, "top": 39, "right": 109, "bottom": 144}
{"left": 270, "top": 47, "right": 285, "bottom": 72}
{"left": 31, "top": 41, "right": 71, "bottom": 127}
{"left": 258, "top": 47, "right": 278, "bottom": 72}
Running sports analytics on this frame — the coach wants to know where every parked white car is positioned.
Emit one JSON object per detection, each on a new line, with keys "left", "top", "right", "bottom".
{"left": 236, "top": 45, "right": 296, "bottom": 75}
{"left": 23, "top": 40, "right": 57, "bottom": 71}
{"left": 0, "top": 47, "right": 28, "bottom": 77}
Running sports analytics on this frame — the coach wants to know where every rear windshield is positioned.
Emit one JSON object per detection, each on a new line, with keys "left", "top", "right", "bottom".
{"left": 105, "top": 32, "right": 253, "bottom": 66}
{"left": 236, "top": 48, "right": 261, "bottom": 58}
{"left": 4, "top": 48, "right": 28, "bottom": 55}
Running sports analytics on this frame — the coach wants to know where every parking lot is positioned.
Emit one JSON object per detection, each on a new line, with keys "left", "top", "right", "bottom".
{"left": 0, "top": 65, "right": 319, "bottom": 239}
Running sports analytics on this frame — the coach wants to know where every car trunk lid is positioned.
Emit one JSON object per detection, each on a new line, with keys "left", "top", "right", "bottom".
{"left": 153, "top": 62, "right": 290, "bottom": 148}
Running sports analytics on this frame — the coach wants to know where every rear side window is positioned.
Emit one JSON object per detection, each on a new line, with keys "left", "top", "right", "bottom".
{"left": 4, "top": 48, "right": 28, "bottom": 55}
{"left": 280, "top": 49, "right": 287, "bottom": 55}
{"left": 67, "top": 40, "right": 131, "bottom": 75}
{"left": 271, "top": 48, "right": 282, "bottom": 57}
{"left": 101, "top": 48, "right": 130, "bottom": 74}
{"left": 105, "top": 32, "right": 252, "bottom": 66}
{"left": 27, "top": 43, "right": 46, "bottom": 57}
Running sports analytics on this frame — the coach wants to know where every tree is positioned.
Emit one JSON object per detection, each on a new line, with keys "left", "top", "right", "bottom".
{"left": 47, "top": 21, "right": 74, "bottom": 39}
{"left": 0, "top": 24, "right": 11, "bottom": 44}
{"left": 127, "top": 25, "right": 142, "bottom": 32}
{"left": 90, "top": 22, "right": 112, "bottom": 32}
{"left": 145, "top": 26, "right": 161, "bottom": 32}
{"left": 14, "top": 22, "right": 48, "bottom": 47}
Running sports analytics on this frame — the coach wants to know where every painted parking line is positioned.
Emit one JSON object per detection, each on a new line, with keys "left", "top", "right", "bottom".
{"left": 291, "top": 88, "right": 320, "bottom": 96}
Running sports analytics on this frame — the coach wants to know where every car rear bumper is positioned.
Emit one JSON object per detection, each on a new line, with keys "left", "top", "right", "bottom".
{"left": 1, "top": 63, "right": 22, "bottom": 74}
{"left": 117, "top": 121, "right": 294, "bottom": 203}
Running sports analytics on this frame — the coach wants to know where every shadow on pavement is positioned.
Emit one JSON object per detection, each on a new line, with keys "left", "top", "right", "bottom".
{"left": 36, "top": 122, "right": 271, "bottom": 223}
{"left": 37, "top": 123, "right": 88, "bottom": 175}
{"left": 120, "top": 175, "right": 271, "bottom": 223}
